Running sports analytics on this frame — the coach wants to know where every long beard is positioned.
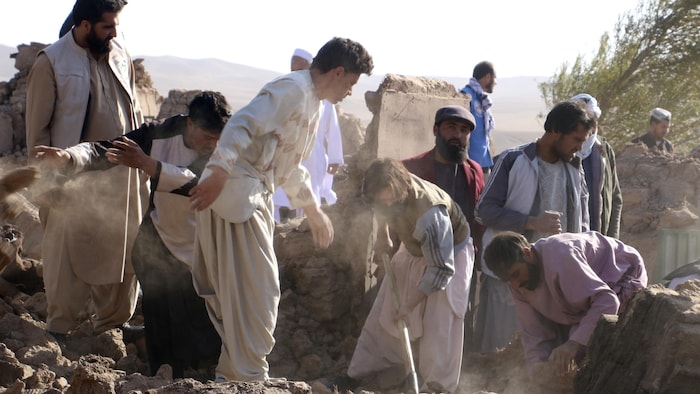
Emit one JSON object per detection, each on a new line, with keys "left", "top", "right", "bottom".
{"left": 86, "top": 28, "right": 112, "bottom": 54}
{"left": 435, "top": 134, "right": 467, "bottom": 163}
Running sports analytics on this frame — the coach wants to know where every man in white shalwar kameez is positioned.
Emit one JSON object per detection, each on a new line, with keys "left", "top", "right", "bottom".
{"left": 189, "top": 37, "right": 373, "bottom": 382}
{"left": 348, "top": 158, "right": 474, "bottom": 393}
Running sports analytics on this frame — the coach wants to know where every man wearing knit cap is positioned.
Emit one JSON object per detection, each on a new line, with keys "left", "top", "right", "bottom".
{"left": 630, "top": 107, "right": 673, "bottom": 153}
{"left": 401, "top": 104, "right": 485, "bottom": 350}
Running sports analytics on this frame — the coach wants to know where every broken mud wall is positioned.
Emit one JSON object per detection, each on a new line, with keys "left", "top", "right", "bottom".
{"left": 0, "top": 43, "right": 45, "bottom": 155}
{"left": 616, "top": 142, "right": 700, "bottom": 282}
{"left": 576, "top": 282, "right": 700, "bottom": 393}
{"left": 360, "top": 73, "right": 470, "bottom": 163}
{"left": 156, "top": 89, "right": 203, "bottom": 119}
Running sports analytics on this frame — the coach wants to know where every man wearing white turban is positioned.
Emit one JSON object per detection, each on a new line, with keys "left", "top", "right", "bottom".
{"left": 571, "top": 93, "right": 622, "bottom": 238}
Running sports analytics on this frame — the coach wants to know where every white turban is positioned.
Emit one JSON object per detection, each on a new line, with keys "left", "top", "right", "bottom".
{"left": 570, "top": 93, "right": 602, "bottom": 118}
{"left": 292, "top": 48, "right": 313, "bottom": 63}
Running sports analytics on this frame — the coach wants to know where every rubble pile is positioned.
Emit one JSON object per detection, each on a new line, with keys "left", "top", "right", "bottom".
{"left": 616, "top": 142, "right": 700, "bottom": 280}
{"left": 0, "top": 42, "right": 46, "bottom": 154}
{"left": 3, "top": 45, "right": 700, "bottom": 393}
{"left": 576, "top": 283, "right": 700, "bottom": 393}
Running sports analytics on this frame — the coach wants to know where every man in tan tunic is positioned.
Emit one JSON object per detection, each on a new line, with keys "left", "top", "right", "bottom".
{"left": 25, "top": 0, "right": 144, "bottom": 338}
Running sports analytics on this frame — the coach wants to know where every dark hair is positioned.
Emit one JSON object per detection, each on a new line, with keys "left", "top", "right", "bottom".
{"left": 543, "top": 100, "right": 597, "bottom": 135}
{"left": 484, "top": 231, "right": 531, "bottom": 280}
{"left": 361, "top": 158, "right": 411, "bottom": 205}
{"left": 311, "top": 37, "right": 374, "bottom": 75}
{"left": 188, "top": 91, "right": 231, "bottom": 133}
{"left": 72, "top": 0, "right": 127, "bottom": 25}
{"left": 473, "top": 61, "right": 495, "bottom": 80}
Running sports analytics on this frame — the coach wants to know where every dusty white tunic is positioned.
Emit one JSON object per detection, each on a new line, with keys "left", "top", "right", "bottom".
{"left": 272, "top": 99, "right": 343, "bottom": 219}
{"left": 192, "top": 70, "right": 321, "bottom": 381}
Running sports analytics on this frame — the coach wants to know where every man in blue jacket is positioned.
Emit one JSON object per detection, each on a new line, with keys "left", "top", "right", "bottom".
{"left": 460, "top": 61, "right": 497, "bottom": 175}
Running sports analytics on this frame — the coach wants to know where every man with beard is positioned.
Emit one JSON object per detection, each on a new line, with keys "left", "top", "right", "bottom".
{"left": 484, "top": 231, "right": 647, "bottom": 381}
{"left": 348, "top": 158, "right": 474, "bottom": 393}
{"left": 473, "top": 100, "right": 594, "bottom": 353}
{"left": 460, "top": 61, "right": 497, "bottom": 176}
{"left": 402, "top": 105, "right": 484, "bottom": 350}
{"left": 26, "top": 0, "right": 145, "bottom": 341}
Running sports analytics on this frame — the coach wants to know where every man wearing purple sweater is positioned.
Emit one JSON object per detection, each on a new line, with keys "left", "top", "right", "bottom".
{"left": 484, "top": 231, "right": 647, "bottom": 379}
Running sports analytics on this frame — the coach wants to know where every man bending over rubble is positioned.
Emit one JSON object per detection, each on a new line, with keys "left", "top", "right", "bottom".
{"left": 348, "top": 158, "right": 474, "bottom": 393}
{"left": 484, "top": 231, "right": 647, "bottom": 381}
{"left": 33, "top": 91, "right": 230, "bottom": 379}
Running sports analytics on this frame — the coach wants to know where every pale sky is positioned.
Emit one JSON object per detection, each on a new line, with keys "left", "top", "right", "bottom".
{"left": 1, "top": 0, "right": 642, "bottom": 78}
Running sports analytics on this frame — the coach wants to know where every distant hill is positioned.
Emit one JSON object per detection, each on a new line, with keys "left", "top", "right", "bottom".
{"left": 140, "top": 56, "right": 548, "bottom": 134}
{"left": 0, "top": 46, "right": 547, "bottom": 153}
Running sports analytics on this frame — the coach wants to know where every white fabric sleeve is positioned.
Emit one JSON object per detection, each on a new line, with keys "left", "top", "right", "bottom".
{"left": 323, "top": 101, "right": 344, "bottom": 165}
{"left": 413, "top": 205, "right": 456, "bottom": 294}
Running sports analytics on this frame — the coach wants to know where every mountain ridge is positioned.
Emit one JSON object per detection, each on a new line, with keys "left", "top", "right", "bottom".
{"left": 1, "top": 44, "right": 547, "bottom": 151}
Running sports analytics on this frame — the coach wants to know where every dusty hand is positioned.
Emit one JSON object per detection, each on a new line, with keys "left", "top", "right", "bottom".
{"left": 106, "top": 137, "right": 156, "bottom": 175}
{"left": 373, "top": 220, "right": 394, "bottom": 257}
{"left": 303, "top": 205, "right": 334, "bottom": 248}
{"left": 527, "top": 210, "right": 562, "bottom": 234}
{"left": 189, "top": 166, "right": 227, "bottom": 211}
{"left": 32, "top": 146, "right": 71, "bottom": 169}
{"left": 548, "top": 340, "right": 581, "bottom": 376}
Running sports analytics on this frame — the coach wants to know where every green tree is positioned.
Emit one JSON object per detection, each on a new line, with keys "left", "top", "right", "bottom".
{"left": 539, "top": 0, "right": 700, "bottom": 151}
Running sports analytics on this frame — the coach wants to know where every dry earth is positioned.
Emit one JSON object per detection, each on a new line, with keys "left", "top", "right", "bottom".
{"left": 4, "top": 43, "right": 700, "bottom": 394}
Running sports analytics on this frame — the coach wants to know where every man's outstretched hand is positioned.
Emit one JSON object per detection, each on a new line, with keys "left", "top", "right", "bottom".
{"left": 190, "top": 166, "right": 227, "bottom": 211}
{"left": 303, "top": 204, "right": 334, "bottom": 248}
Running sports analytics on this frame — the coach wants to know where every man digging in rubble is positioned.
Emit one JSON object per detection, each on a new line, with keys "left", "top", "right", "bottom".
{"left": 33, "top": 91, "right": 230, "bottom": 379}
{"left": 474, "top": 100, "right": 594, "bottom": 353}
{"left": 348, "top": 158, "right": 474, "bottom": 393}
{"left": 484, "top": 231, "right": 647, "bottom": 385}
